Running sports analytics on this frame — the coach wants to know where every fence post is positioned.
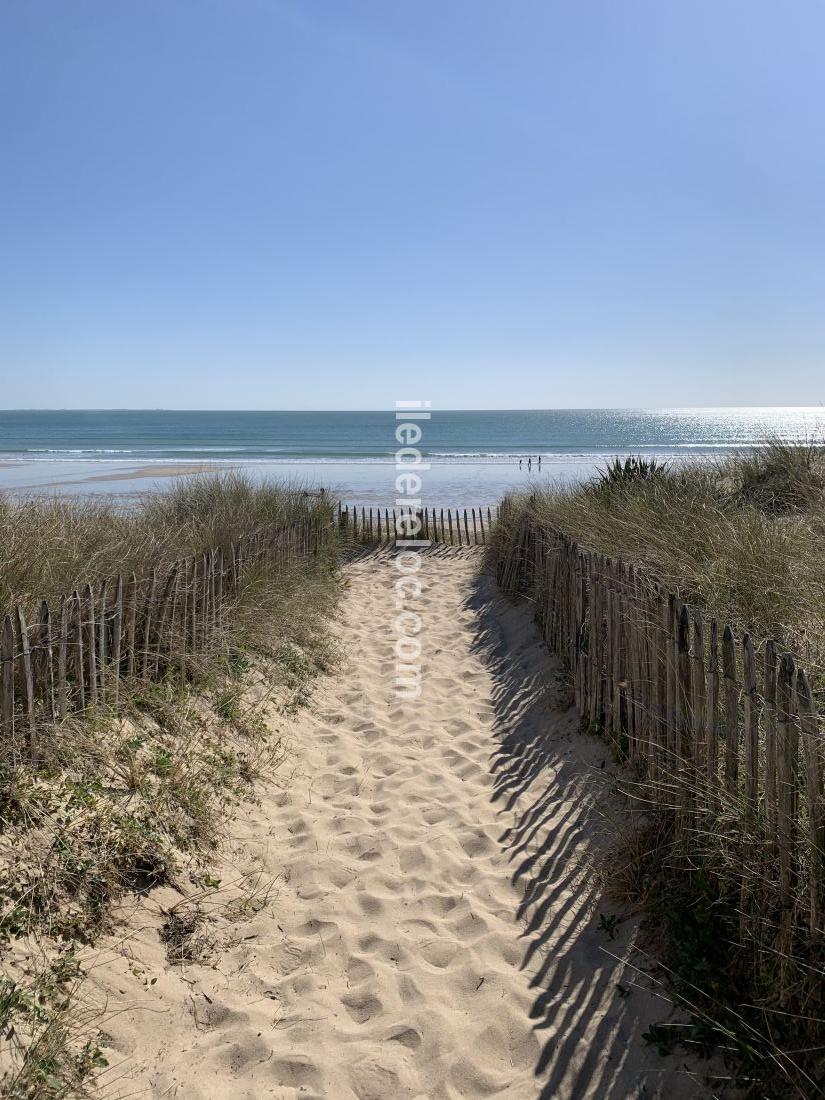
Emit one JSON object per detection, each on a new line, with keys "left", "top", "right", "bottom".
{"left": 215, "top": 549, "right": 224, "bottom": 638}
{"left": 2, "top": 614, "right": 14, "bottom": 742}
{"left": 141, "top": 570, "right": 157, "bottom": 678}
{"left": 38, "top": 600, "right": 56, "bottom": 720}
{"left": 98, "top": 579, "right": 108, "bottom": 704}
{"left": 72, "top": 591, "right": 85, "bottom": 712}
{"left": 722, "top": 626, "right": 739, "bottom": 796}
{"left": 664, "top": 595, "right": 678, "bottom": 790}
{"left": 692, "top": 607, "right": 706, "bottom": 796}
{"left": 201, "top": 554, "right": 210, "bottom": 649}
{"left": 706, "top": 620, "right": 720, "bottom": 807}
{"left": 676, "top": 602, "right": 692, "bottom": 821}
{"left": 154, "top": 565, "right": 179, "bottom": 674}
{"left": 83, "top": 583, "right": 98, "bottom": 706}
{"left": 57, "top": 596, "right": 69, "bottom": 720}
{"left": 764, "top": 640, "right": 778, "bottom": 837}
{"left": 16, "top": 607, "right": 36, "bottom": 761}
{"left": 776, "top": 654, "right": 799, "bottom": 990}
{"left": 112, "top": 576, "right": 123, "bottom": 711}
{"left": 742, "top": 634, "right": 759, "bottom": 813}
{"left": 796, "top": 668, "right": 824, "bottom": 935}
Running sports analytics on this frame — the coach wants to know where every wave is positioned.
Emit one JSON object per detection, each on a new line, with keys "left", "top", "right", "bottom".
{"left": 25, "top": 446, "right": 289, "bottom": 455}
{"left": 28, "top": 448, "right": 137, "bottom": 455}
{"left": 1, "top": 441, "right": 810, "bottom": 466}
{"left": 0, "top": 452, "right": 735, "bottom": 468}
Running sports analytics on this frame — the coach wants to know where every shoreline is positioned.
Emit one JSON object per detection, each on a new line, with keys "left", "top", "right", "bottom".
{"left": 0, "top": 451, "right": 712, "bottom": 508}
{"left": 0, "top": 455, "right": 600, "bottom": 507}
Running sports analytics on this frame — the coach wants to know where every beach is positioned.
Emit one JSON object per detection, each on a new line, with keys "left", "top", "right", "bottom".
{"left": 89, "top": 548, "right": 716, "bottom": 1099}
{"left": 3, "top": 0, "right": 821, "bottom": 1087}
{"left": 0, "top": 455, "right": 603, "bottom": 505}
{"left": 1, "top": 407, "right": 823, "bottom": 505}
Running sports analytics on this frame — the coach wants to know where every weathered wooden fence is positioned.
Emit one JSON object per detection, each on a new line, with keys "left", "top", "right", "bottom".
{"left": 0, "top": 517, "right": 330, "bottom": 762}
{"left": 338, "top": 503, "right": 495, "bottom": 546}
{"left": 496, "top": 505, "right": 825, "bottom": 979}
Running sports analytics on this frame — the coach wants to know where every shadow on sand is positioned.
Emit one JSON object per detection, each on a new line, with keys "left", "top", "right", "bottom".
{"left": 465, "top": 563, "right": 712, "bottom": 1100}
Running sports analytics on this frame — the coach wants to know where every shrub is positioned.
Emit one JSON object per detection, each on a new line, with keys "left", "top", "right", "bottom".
{"left": 592, "top": 454, "right": 671, "bottom": 490}
{"left": 724, "top": 437, "right": 825, "bottom": 514}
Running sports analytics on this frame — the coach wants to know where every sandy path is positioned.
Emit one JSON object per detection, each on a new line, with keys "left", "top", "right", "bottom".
{"left": 95, "top": 548, "right": 718, "bottom": 1099}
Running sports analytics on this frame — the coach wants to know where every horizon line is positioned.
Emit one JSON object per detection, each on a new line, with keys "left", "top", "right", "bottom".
{"left": 0, "top": 405, "right": 822, "bottom": 414}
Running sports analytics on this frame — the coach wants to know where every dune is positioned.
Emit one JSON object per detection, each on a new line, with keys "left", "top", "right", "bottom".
{"left": 88, "top": 548, "right": 720, "bottom": 1099}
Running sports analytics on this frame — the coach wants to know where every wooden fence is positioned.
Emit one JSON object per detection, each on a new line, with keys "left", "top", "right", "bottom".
{"left": 0, "top": 517, "right": 330, "bottom": 763}
{"left": 496, "top": 505, "right": 825, "bottom": 980}
{"left": 338, "top": 503, "right": 495, "bottom": 546}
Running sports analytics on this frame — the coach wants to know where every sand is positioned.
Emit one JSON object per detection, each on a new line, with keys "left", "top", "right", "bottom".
{"left": 89, "top": 548, "right": 719, "bottom": 1099}
{"left": 25, "top": 464, "right": 230, "bottom": 491}
{"left": 81, "top": 463, "right": 229, "bottom": 482}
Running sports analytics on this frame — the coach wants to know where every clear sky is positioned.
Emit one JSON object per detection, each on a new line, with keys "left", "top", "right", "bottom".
{"left": 1, "top": 1, "right": 824, "bottom": 410}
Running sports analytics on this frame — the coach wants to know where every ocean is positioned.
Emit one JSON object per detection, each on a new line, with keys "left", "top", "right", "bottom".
{"left": 1, "top": 408, "right": 822, "bottom": 505}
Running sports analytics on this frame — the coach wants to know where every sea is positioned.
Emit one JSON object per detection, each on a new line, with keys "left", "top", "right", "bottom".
{"left": 0, "top": 408, "right": 822, "bottom": 507}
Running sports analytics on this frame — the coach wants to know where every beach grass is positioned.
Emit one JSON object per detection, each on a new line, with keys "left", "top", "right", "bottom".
{"left": 493, "top": 440, "right": 825, "bottom": 675}
{"left": 490, "top": 441, "right": 825, "bottom": 1096}
{"left": 0, "top": 474, "right": 340, "bottom": 1096}
{"left": 0, "top": 472, "right": 330, "bottom": 610}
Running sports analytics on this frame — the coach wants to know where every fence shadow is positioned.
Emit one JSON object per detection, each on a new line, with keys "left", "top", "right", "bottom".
{"left": 465, "top": 565, "right": 712, "bottom": 1100}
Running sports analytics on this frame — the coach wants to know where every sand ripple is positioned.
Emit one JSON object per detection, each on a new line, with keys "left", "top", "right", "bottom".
{"left": 93, "top": 548, "right": 718, "bottom": 1099}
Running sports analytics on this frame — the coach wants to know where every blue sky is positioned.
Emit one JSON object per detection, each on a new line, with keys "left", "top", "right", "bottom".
{"left": 1, "top": 0, "right": 824, "bottom": 409}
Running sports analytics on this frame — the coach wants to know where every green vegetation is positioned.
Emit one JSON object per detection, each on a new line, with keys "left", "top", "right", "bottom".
{"left": 0, "top": 948, "right": 105, "bottom": 1100}
{"left": 492, "top": 441, "right": 825, "bottom": 1097}
{"left": 0, "top": 471, "right": 332, "bottom": 615}
{"left": 0, "top": 475, "right": 340, "bottom": 1096}
{"left": 730, "top": 436, "right": 825, "bottom": 515}
{"left": 494, "top": 440, "right": 825, "bottom": 675}
{"left": 592, "top": 454, "right": 671, "bottom": 489}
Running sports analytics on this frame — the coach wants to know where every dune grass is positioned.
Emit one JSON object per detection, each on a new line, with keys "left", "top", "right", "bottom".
{"left": 494, "top": 441, "right": 825, "bottom": 677}
{"left": 0, "top": 474, "right": 341, "bottom": 1096}
{"left": 491, "top": 442, "right": 825, "bottom": 1097}
{"left": 0, "top": 472, "right": 330, "bottom": 614}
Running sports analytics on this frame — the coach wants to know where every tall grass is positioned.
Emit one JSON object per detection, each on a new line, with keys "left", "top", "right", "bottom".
{"left": 0, "top": 472, "right": 329, "bottom": 615}
{"left": 495, "top": 443, "right": 825, "bottom": 676}
{"left": 728, "top": 436, "right": 825, "bottom": 514}
{"left": 0, "top": 474, "right": 340, "bottom": 1096}
{"left": 491, "top": 442, "right": 825, "bottom": 1096}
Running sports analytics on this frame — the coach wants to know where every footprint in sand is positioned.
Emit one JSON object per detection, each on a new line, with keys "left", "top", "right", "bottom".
{"left": 98, "top": 551, "right": 718, "bottom": 1100}
{"left": 341, "top": 989, "right": 383, "bottom": 1024}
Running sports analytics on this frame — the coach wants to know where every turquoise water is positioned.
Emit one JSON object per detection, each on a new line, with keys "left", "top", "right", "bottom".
{"left": 1, "top": 408, "right": 823, "bottom": 461}
{"left": 1, "top": 408, "right": 822, "bottom": 505}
